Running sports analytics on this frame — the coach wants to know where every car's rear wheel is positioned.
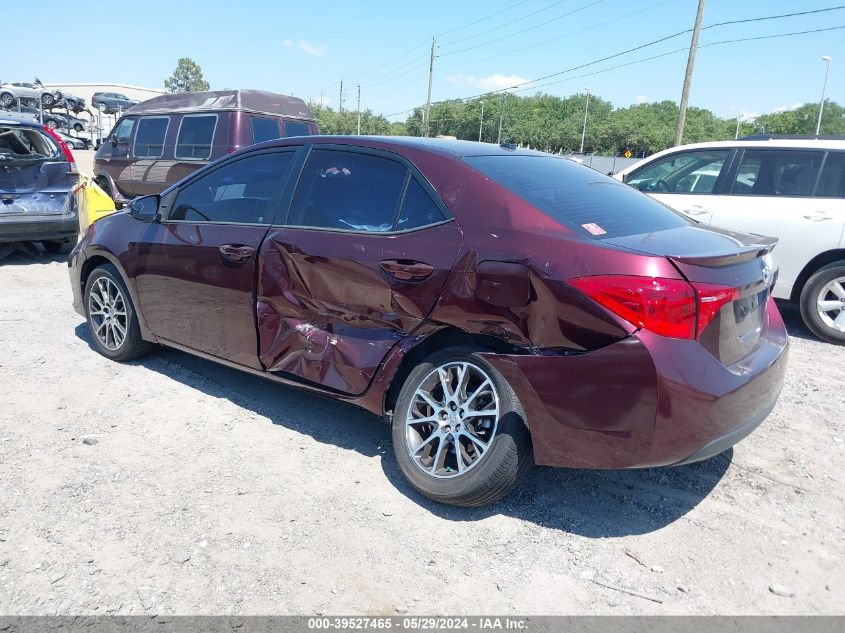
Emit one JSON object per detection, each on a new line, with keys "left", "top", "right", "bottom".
{"left": 0, "top": 92, "right": 14, "bottom": 108}
{"left": 45, "top": 119, "right": 57, "bottom": 130}
{"left": 43, "top": 237, "right": 77, "bottom": 255}
{"left": 800, "top": 262, "right": 845, "bottom": 345}
{"left": 84, "top": 265, "right": 152, "bottom": 361}
{"left": 392, "top": 348, "right": 533, "bottom": 507}
{"left": 41, "top": 93, "right": 54, "bottom": 107}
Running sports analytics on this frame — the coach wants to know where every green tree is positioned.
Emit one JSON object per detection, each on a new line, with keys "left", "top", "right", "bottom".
{"left": 164, "top": 57, "right": 210, "bottom": 93}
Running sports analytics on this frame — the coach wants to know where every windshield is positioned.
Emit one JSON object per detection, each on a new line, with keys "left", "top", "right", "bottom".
{"left": 0, "top": 126, "right": 60, "bottom": 163}
{"left": 465, "top": 154, "right": 689, "bottom": 239}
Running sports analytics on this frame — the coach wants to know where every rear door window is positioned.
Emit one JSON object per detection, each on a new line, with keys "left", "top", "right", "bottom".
{"left": 397, "top": 177, "right": 446, "bottom": 231}
{"left": 729, "top": 150, "right": 824, "bottom": 196}
{"left": 467, "top": 155, "right": 689, "bottom": 239}
{"left": 133, "top": 117, "right": 169, "bottom": 158}
{"left": 815, "top": 152, "right": 845, "bottom": 198}
{"left": 251, "top": 116, "right": 281, "bottom": 144}
{"left": 625, "top": 150, "right": 730, "bottom": 194}
{"left": 284, "top": 120, "right": 311, "bottom": 137}
{"left": 175, "top": 114, "right": 217, "bottom": 160}
{"left": 169, "top": 151, "right": 295, "bottom": 224}
{"left": 287, "top": 149, "right": 407, "bottom": 232}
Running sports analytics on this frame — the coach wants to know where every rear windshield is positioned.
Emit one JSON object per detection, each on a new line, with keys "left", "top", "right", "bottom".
{"left": 465, "top": 155, "right": 690, "bottom": 239}
{"left": 0, "top": 126, "right": 59, "bottom": 163}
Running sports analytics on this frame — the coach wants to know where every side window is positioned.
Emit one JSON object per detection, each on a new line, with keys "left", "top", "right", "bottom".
{"left": 626, "top": 150, "right": 730, "bottom": 194}
{"left": 288, "top": 149, "right": 407, "bottom": 232}
{"left": 729, "top": 150, "right": 824, "bottom": 196}
{"left": 133, "top": 117, "right": 169, "bottom": 158}
{"left": 175, "top": 114, "right": 217, "bottom": 160}
{"left": 284, "top": 120, "right": 311, "bottom": 137}
{"left": 112, "top": 118, "right": 135, "bottom": 144}
{"left": 397, "top": 178, "right": 446, "bottom": 230}
{"left": 169, "top": 152, "right": 294, "bottom": 225}
{"left": 815, "top": 152, "right": 845, "bottom": 198}
{"left": 251, "top": 116, "right": 281, "bottom": 144}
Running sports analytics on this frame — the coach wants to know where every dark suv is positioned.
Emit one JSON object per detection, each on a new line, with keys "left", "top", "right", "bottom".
{"left": 92, "top": 92, "right": 138, "bottom": 113}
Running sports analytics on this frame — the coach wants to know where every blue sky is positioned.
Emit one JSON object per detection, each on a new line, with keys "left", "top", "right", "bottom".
{"left": 8, "top": 0, "right": 845, "bottom": 121}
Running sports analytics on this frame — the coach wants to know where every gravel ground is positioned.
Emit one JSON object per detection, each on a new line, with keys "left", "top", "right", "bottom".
{"left": 0, "top": 253, "right": 842, "bottom": 616}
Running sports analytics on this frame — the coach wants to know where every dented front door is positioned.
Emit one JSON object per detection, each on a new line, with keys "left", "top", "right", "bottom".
{"left": 256, "top": 223, "right": 461, "bottom": 395}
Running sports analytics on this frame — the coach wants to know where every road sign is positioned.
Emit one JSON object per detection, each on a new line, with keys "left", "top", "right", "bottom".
{"left": 624, "top": 150, "right": 632, "bottom": 158}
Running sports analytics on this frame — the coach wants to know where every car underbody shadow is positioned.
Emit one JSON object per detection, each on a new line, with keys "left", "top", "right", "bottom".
{"left": 74, "top": 323, "right": 732, "bottom": 536}
{"left": 380, "top": 446, "right": 732, "bottom": 537}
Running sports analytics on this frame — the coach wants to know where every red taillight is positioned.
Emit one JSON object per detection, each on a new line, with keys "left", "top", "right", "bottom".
{"left": 571, "top": 275, "right": 739, "bottom": 340}
{"left": 42, "top": 125, "right": 77, "bottom": 170}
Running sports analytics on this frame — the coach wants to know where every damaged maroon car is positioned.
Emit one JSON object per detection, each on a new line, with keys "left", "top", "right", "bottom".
{"left": 68, "top": 137, "right": 788, "bottom": 507}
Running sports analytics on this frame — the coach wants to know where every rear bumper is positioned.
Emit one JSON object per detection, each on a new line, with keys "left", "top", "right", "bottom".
{"left": 0, "top": 214, "right": 77, "bottom": 243}
{"left": 482, "top": 298, "right": 789, "bottom": 469}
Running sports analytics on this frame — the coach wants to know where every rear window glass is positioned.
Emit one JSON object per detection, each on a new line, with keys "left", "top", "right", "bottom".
{"left": 729, "top": 150, "right": 824, "bottom": 197}
{"left": 133, "top": 117, "right": 168, "bottom": 158}
{"left": 175, "top": 115, "right": 217, "bottom": 160}
{"left": 466, "top": 155, "right": 689, "bottom": 239}
{"left": 252, "top": 116, "right": 280, "bottom": 144}
{"left": 284, "top": 120, "right": 311, "bottom": 137}
{"left": 397, "top": 178, "right": 446, "bottom": 230}
{"left": 0, "top": 126, "right": 59, "bottom": 162}
{"left": 816, "top": 152, "right": 845, "bottom": 198}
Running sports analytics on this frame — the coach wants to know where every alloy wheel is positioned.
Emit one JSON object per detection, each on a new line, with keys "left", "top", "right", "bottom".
{"left": 405, "top": 361, "right": 500, "bottom": 478}
{"left": 88, "top": 277, "right": 128, "bottom": 350}
{"left": 817, "top": 276, "right": 845, "bottom": 332}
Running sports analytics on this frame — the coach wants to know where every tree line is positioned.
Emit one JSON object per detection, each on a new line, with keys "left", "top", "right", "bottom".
{"left": 311, "top": 94, "right": 845, "bottom": 156}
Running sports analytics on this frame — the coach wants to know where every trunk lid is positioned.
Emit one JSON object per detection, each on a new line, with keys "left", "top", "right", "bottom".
{"left": 604, "top": 225, "right": 778, "bottom": 365}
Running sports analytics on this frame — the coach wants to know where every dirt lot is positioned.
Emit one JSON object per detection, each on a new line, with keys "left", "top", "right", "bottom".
{"left": 0, "top": 252, "right": 842, "bottom": 616}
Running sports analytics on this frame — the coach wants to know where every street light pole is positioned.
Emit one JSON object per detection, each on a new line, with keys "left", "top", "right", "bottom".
{"left": 497, "top": 92, "right": 506, "bottom": 144}
{"left": 478, "top": 100, "right": 485, "bottom": 142}
{"left": 579, "top": 88, "right": 590, "bottom": 154}
{"left": 816, "top": 55, "right": 832, "bottom": 136}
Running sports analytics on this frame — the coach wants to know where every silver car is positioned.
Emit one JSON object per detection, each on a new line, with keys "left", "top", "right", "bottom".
{"left": 0, "top": 80, "right": 62, "bottom": 108}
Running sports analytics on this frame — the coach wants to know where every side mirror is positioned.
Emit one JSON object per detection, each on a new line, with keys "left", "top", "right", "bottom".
{"left": 129, "top": 195, "right": 160, "bottom": 223}
{"left": 110, "top": 134, "right": 118, "bottom": 146}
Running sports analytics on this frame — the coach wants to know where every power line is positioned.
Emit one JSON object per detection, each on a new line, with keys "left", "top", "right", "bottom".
{"left": 435, "top": 0, "right": 534, "bottom": 38}
{"left": 361, "top": 53, "right": 431, "bottom": 86}
{"left": 383, "top": 22, "right": 845, "bottom": 119}
{"left": 439, "top": 0, "right": 573, "bottom": 49}
{"left": 439, "top": 0, "right": 606, "bottom": 57}
{"left": 436, "top": 0, "right": 674, "bottom": 72}
{"left": 349, "top": 39, "right": 430, "bottom": 81}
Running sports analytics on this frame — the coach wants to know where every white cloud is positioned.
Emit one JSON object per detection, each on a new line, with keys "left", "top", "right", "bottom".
{"left": 635, "top": 95, "right": 648, "bottom": 104}
{"left": 447, "top": 73, "right": 528, "bottom": 92}
{"left": 284, "top": 39, "right": 326, "bottom": 57}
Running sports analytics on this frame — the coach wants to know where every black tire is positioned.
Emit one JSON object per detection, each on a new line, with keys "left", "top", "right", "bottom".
{"left": 45, "top": 119, "right": 58, "bottom": 130}
{"left": 73, "top": 123, "right": 84, "bottom": 133}
{"left": 391, "top": 347, "right": 533, "bottom": 507}
{"left": 84, "top": 264, "right": 153, "bottom": 361}
{"left": 800, "top": 261, "right": 845, "bottom": 345}
{"left": 43, "top": 236, "right": 78, "bottom": 255}
{"left": 41, "top": 93, "right": 55, "bottom": 107}
{"left": 0, "top": 92, "right": 15, "bottom": 108}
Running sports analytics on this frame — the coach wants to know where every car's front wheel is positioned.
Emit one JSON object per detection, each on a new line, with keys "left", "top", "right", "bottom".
{"left": 84, "top": 265, "right": 152, "bottom": 361}
{"left": 801, "top": 262, "right": 845, "bottom": 345}
{"left": 0, "top": 92, "right": 14, "bottom": 108}
{"left": 392, "top": 348, "right": 533, "bottom": 507}
{"left": 41, "top": 93, "right": 55, "bottom": 107}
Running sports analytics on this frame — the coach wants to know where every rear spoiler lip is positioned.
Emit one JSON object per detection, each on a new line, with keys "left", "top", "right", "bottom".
{"left": 668, "top": 235, "right": 777, "bottom": 267}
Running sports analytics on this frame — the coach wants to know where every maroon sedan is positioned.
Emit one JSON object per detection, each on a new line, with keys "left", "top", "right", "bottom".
{"left": 68, "top": 137, "right": 788, "bottom": 507}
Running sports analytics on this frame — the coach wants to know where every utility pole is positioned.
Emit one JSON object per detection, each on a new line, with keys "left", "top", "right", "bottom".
{"left": 579, "top": 88, "right": 590, "bottom": 154}
{"left": 497, "top": 92, "right": 506, "bottom": 143}
{"left": 816, "top": 56, "right": 832, "bottom": 136}
{"left": 339, "top": 80, "right": 343, "bottom": 113}
{"left": 423, "top": 37, "right": 436, "bottom": 137}
{"left": 356, "top": 84, "right": 362, "bottom": 135}
{"left": 675, "top": 0, "right": 706, "bottom": 147}
{"left": 478, "top": 100, "right": 485, "bottom": 142}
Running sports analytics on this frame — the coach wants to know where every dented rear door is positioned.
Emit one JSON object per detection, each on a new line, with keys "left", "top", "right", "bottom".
{"left": 256, "top": 145, "right": 461, "bottom": 395}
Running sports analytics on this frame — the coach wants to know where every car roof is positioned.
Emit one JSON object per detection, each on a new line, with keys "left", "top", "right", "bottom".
{"left": 267, "top": 135, "right": 552, "bottom": 158}
{"left": 0, "top": 112, "right": 42, "bottom": 127}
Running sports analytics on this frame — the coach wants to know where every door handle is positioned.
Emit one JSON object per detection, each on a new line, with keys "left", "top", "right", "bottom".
{"left": 802, "top": 213, "right": 832, "bottom": 221}
{"left": 219, "top": 244, "right": 255, "bottom": 263}
{"left": 683, "top": 206, "right": 709, "bottom": 216}
{"left": 379, "top": 259, "right": 434, "bottom": 281}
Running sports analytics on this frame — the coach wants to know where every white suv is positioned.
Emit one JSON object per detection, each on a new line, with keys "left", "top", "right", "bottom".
{"left": 615, "top": 137, "right": 845, "bottom": 344}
